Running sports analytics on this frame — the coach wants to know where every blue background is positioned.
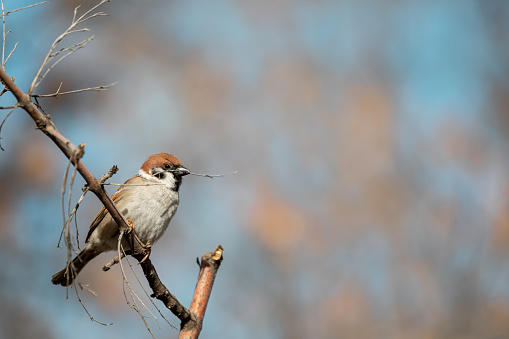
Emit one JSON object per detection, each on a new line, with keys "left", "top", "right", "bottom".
{"left": 1, "top": 0, "right": 509, "bottom": 338}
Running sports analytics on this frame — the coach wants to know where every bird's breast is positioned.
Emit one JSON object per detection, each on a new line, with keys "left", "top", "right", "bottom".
{"left": 122, "top": 185, "right": 180, "bottom": 245}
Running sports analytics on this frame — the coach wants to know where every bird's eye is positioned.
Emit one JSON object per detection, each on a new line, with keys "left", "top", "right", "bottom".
{"left": 164, "top": 163, "right": 171, "bottom": 169}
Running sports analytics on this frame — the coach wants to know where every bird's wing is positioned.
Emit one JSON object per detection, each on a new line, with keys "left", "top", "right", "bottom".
{"left": 85, "top": 175, "right": 142, "bottom": 243}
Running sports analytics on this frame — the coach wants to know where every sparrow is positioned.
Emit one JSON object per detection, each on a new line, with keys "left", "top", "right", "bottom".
{"left": 51, "top": 153, "right": 190, "bottom": 286}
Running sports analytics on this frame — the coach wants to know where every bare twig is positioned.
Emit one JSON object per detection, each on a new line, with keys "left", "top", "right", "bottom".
{"left": 119, "top": 249, "right": 176, "bottom": 330}
{"left": 188, "top": 171, "right": 238, "bottom": 178}
{"left": 28, "top": 0, "right": 109, "bottom": 95}
{"left": 63, "top": 164, "right": 117, "bottom": 251}
{"left": 103, "top": 182, "right": 167, "bottom": 187}
{"left": 0, "top": 2, "right": 48, "bottom": 18}
{"left": 59, "top": 144, "right": 85, "bottom": 295}
{"left": 117, "top": 229, "right": 156, "bottom": 339}
{"left": 32, "top": 82, "right": 118, "bottom": 98}
{"left": 31, "top": 36, "right": 95, "bottom": 93}
{"left": 0, "top": 105, "right": 17, "bottom": 150}
{"left": 125, "top": 257, "right": 165, "bottom": 329}
{"left": 74, "top": 281, "right": 113, "bottom": 326}
{"left": 67, "top": 144, "right": 85, "bottom": 245}
{"left": 60, "top": 158, "right": 74, "bottom": 296}
{"left": 57, "top": 186, "right": 88, "bottom": 249}
{"left": 2, "top": 0, "right": 6, "bottom": 68}
{"left": 99, "top": 164, "right": 119, "bottom": 184}
{"left": 102, "top": 253, "right": 124, "bottom": 271}
{"left": 59, "top": 142, "right": 85, "bottom": 250}
{"left": 2, "top": 0, "right": 7, "bottom": 65}
{"left": 3, "top": 41, "right": 17, "bottom": 66}
{"left": 78, "top": 282, "right": 98, "bottom": 297}
{"left": 1, "top": 1, "right": 47, "bottom": 66}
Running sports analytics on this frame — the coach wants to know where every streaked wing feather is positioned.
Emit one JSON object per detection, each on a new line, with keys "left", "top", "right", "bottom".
{"left": 85, "top": 175, "right": 141, "bottom": 243}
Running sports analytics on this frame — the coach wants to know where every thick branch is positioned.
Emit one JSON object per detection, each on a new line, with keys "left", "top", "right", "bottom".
{"left": 180, "top": 245, "right": 224, "bottom": 338}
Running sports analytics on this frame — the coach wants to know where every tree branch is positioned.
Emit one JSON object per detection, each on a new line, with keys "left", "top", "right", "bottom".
{"left": 180, "top": 245, "right": 224, "bottom": 338}
{"left": 31, "top": 81, "right": 118, "bottom": 98}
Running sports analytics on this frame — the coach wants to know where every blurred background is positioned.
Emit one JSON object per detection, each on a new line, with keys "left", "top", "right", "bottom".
{"left": 1, "top": 0, "right": 509, "bottom": 338}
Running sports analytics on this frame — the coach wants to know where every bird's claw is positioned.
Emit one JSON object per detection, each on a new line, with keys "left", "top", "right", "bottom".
{"left": 138, "top": 242, "right": 152, "bottom": 264}
{"left": 126, "top": 218, "right": 134, "bottom": 232}
{"left": 124, "top": 218, "right": 151, "bottom": 264}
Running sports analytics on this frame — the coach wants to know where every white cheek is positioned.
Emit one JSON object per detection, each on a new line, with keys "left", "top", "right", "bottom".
{"left": 138, "top": 169, "right": 177, "bottom": 189}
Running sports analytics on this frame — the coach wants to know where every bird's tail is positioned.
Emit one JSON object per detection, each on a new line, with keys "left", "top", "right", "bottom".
{"left": 51, "top": 247, "right": 98, "bottom": 286}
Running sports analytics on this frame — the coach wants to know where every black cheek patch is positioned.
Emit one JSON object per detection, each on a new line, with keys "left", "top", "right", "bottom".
{"left": 174, "top": 176, "right": 183, "bottom": 191}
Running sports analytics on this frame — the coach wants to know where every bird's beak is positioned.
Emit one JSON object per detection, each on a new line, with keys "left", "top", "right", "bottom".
{"left": 175, "top": 167, "right": 190, "bottom": 176}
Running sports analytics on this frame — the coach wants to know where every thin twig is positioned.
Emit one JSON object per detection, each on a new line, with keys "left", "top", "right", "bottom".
{"left": 4, "top": 41, "right": 17, "bottom": 66}
{"left": 59, "top": 144, "right": 85, "bottom": 297}
{"left": 0, "top": 105, "right": 17, "bottom": 151}
{"left": 0, "top": 1, "right": 48, "bottom": 18}
{"left": 32, "top": 82, "right": 118, "bottom": 98}
{"left": 28, "top": 0, "right": 109, "bottom": 95}
{"left": 188, "top": 171, "right": 238, "bottom": 178}
{"left": 2, "top": 0, "right": 6, "bottom": 66}
{"left": 117, "top": 230, "right": 156, "bottom": 339}
{"left": 123, "top": 253, "right": 165, "bottom": 329}
{"left": 74, "top": 281, "right": 113, "bottom": 326}
{"left": 103, "top": 183, "right": 166, "bottom": 187}
{"left": 0, "top": 87, "right": 9, "bottom": 97}
{"left": 78, "top": 282, "right": 98, "bottom": 297}
{"left": 31, "top": 36, "right": 94, "bottom": 92}
{"left": 60, "top": 157, "right": 73, "bottom": 299}
{"left": 99, "top": 164, "right": 119, "bottom": 184}
{"left": 1, "top": 1, "right": 47, "bottom": 66}
{"left": 57, "top": 186, "right": 88, "bottom": 248}
{"left": 102, "top": 253, "right": 124, "bottom": 271}
{"left": 121, "top": 251, "right": 176, "bottom": 330}
{"left": 66, "top": 144, "right": 84, "bottom": 251}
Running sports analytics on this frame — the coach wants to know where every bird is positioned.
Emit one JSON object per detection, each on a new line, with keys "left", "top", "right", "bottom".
{"left": 51, "top": 153, "right": 190, "bottom": 286}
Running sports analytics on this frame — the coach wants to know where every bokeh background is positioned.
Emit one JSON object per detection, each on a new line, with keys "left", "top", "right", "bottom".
{"left": 1, "top": 0, "right": 509, "bottom": 338}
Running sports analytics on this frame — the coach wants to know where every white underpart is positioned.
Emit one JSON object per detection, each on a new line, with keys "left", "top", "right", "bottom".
{"left": 131, "top": 169, "right": 180, "bottom": 244}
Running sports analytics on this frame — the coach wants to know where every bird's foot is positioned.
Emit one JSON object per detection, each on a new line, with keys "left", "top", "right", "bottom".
{"left": 138, "top": 242, "right": 152, "bottom": 264}
{"left": 126, "top": 218, "right": 134, "bottom": 232}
